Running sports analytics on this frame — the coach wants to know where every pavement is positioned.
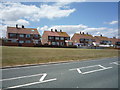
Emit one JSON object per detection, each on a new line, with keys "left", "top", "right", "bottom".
{"left": 1, "top": 57, "right": 119, "bottom": 89}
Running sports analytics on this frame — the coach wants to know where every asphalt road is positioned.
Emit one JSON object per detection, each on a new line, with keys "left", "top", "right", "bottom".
{"left": 1, "top": 57, "right": 119, "bottom": 89}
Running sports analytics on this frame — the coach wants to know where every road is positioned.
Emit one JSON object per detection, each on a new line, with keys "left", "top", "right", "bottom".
{"left": 1, "top": 57, "right": 119, "bottom": 89}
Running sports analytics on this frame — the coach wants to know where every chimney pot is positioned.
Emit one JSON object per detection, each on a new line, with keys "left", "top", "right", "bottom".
{"left": 100, "top": 34, "right": 102, "bottom": 37}
{"left": 16, "top": 24, "right": 18, "bottom": 29}
{"left": 22, "top": 25, "right": 24, "bottom": 28}
{"left": 60, "top": 30, "right": 62, "bottom": 32}
{"left": 80, "top": 32, "right": 81, "bottom": 34}
{"left": 82, "top": 32, "right": 84, "bottom": 34}
{"left": 55, "top": 29, "right": 57, "bottom": 32}
{"left": 51, "top": 29, "right": 53, "bottom": 32}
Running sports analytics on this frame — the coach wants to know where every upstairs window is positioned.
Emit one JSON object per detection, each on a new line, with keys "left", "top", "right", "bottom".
{"left": 19, "top": 34, "right": 24, "bottom": 37}
{"left": 80, "top": 38, "right": 84, "bottom": 41}
{"left": 48, "top": 36, "right": 54, "bottom": 39}
{"left": 26, "top": 34, "right": 31, "bottom": 38}
{"left": 34, "top": 34, "right": 39, "bottom": 38}
{"left": 9, "top": 33, "right": 16, "bottom": 37}
{"left": 55, "top": 37, "right": 59, "bottom": 40}
{"left": 60, "top": 37, "right": 64, "bottom": 40}
{"left": 65, "top": 37, "right": 70, "bottom": 40}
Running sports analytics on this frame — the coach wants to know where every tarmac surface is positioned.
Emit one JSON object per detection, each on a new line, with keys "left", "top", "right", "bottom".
{"left": 1, "top": 57, "right": 119, "bottom": 89}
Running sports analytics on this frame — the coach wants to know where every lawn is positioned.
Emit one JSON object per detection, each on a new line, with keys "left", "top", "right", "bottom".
{"left": 1, "top": 46, "right": 119, "bottom": 67}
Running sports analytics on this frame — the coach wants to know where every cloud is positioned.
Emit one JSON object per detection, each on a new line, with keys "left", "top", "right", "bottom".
{"left": 0, "top": 2, "right": 76, "bottom": 38}
{"left": 0, "top": 2, "right": 76, "bottom": 22}
{"left": 40, "top": 25, "right": 118, "bottom": 38}
{"left": 104, "top": 20, "right": 118, "bottom": 25}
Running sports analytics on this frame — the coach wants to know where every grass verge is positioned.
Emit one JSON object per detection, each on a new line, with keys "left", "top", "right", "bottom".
{"left": 2, "top": 46, "right": 119, "bottom": 67}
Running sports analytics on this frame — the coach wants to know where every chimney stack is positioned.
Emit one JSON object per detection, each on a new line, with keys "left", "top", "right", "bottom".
{"left": 51, "top": 29, "right": 53, "bottom": 32}
{"left": 55, "top": 29, "right": 57, "bottom": 32}
{"left": 82, "top": 32, "right": 84, "bottom": 34}
{"left": 100, "top": 34, "right": 102, "bottom": 37}
{"left": 80, "top": 32, "right": 81, "bottom": 34}
{"left": 113, "top": 37, "right": 116, "bottom": 39}
{"left": 16, "top": 24, "right": 18, "bottom": 29}
{"left": 22, "top": 25, "right": 24, "bottom": 28}
{"left": 60, "top": 30, "right": 62, "bottom": 32}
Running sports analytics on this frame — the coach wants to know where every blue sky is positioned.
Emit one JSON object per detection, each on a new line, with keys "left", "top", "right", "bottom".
{"left": 0, "top": 1, "right": 118, "bottom": 38}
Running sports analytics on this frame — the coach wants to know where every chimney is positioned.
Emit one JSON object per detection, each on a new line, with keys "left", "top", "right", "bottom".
{"left": 55, "top": 29, "right": 57, "bottom": 32}
{"left": 16, "top": 24, "right": 18, "bottom": 29}
{"left": 51, "top": 29, "right": 53, "bottom": 32}
{"left": 113, "top": 37, "right": 116, "bottom": 39}
{"left": 82, "top": 32, "right": 84, "bottom": 34}
{"left": 60, "top": 30, "right": 62, "bottom": 32}
{"left": 80, "top": 32, "right": 81, "bottom": 34}
{"left": 100, "top": 34, "right": 102, "bottom": 37}
{"left": 22, "top": 25, "right": 24, "bottom": 28}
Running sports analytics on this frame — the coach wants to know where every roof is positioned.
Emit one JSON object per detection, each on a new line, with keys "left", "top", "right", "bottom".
{"left": 43, "top": 31, "right": 70, "bottom": 37}
{"left": 73, "top": 33, "right": 94, "bottom": 39}
{"left": 7, "top": 27, "right": 39, "bottom": 34}
{"left": 94, "top": 36, "right": 110, "bottom": 41}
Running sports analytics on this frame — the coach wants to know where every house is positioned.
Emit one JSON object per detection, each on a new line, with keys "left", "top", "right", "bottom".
{"left": 42, "top": 29, "right": 72, "bottom": 46}
{"left": 94, "top": 35, "right": 111, "bottom": 45}
{"left": 3, "top": 24, "right": 41, "bottom": 47}
{"left": 71, "top": 32, "right": 95, "bottom": 47}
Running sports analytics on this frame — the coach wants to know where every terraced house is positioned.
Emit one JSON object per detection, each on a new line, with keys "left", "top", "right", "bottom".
{"left": 4, "top": 25, "right": 41, "bottom": 47}
{"left": 42, "top": 29, "right": 73, "bottom": 46}
{"left": 71, "top": 32, "right": 95, "bottom": 46}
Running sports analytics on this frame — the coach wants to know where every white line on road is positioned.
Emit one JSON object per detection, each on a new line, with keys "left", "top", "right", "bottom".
{"left": 5, "top": 78, "right": 57, "bottom": 89}
{"left": 0, "top": 73, "right": 45, "bottom": 82}
{"left": 69, "top": 64, "right": 113, "bottom": 75}
{"left": 110, "top": 61, "right": 120, "bottom": 65}
{"left": 82, "top": 67, "right": 112, "bottom": 74}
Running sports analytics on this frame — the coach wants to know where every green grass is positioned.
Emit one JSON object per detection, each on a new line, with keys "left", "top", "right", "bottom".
{"left": 2, "top": 46, "right": 119, "bottom": 67}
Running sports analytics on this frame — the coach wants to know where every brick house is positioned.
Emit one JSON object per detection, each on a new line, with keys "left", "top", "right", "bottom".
{"left": 3, "top": 25, "right": 41, "bottom": 47}
{"left": 94, "top": 35, "right": 112, "bottom": 45}
{"left": 71, "top": 32, "right": 95, "bottom": 46}
{"left": 42, "top": 29, "right": 72, "bottom": 46}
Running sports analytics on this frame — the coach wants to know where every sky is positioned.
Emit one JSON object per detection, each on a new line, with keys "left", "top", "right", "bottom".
{"left": 0, "top": 1, "right": 119, "bottom": 38}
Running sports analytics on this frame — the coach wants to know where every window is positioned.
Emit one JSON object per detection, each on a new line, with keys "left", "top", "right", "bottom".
{"left": 48, "top": 36, "right": 54, "bottom": 39}
{"left": 34, "top": 34, "right": 39, "bottom": 38}
{"left": 68, "top": 42, "right": 73, "bottom": 45}
{"left": 25, "top": 40, "right": 31, "bottom": 43}
{"left": 56, "top": 42, "right": 59, "bottom": 45}
{"left": 52, "top": 42, "right": 56, "bottom": 45}
{"left": 11, "top": 39, "right": 17, "bottom": 43}
{"left": 34, "top": 40, "right": 39, "bottom": 44}
{"left": 80, "top": 38, "right": 84, "bottom": 41}
{"left": 19, "top": 34, "right": 24, "bottom": 37}
{"left": 19, "top": 41, "right": 24, "bottom": 43}
{"left": 85, "top": 39, "right": 89, "bottom": 42}
{"left": 60, "top": 37, "right": 64, "bottom": 40}
{"left": 9, "top": 33, "right": 16, "bottom": 37}
{"left": 26, "top": 34, "right": 31, "bottom": 38}
{"left": 60, "top": 42, "right": 64, "bottom": 46}
{"left": 55, "top": 37, "right": 59, "bottom": 40}
{"left": 65, "top": 37, "right": 70, "bottom": 40}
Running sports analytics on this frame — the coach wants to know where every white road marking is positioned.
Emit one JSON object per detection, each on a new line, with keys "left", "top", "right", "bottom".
{"left": 69, "top": 64, "right": 112, "bottom": 74}
{"left": 4, "top": 73, "right": 57, "bottom": 89}
{"left": 77, "top": 68, "right": 82, "bottom": 74}
{"left": 82, "top": 67, "right": 112, "bottom": 74}
{"left": 5, "top": 78, "right": 57, "bottom": 89}
{"left": 110, "top": 61, "right": 120, "bottom": 65}
{"left": 0, "top": 73, "right": 45, "bottom": 82}
{"left": 39, "top": 73, "right": 47, "bottom": 82}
